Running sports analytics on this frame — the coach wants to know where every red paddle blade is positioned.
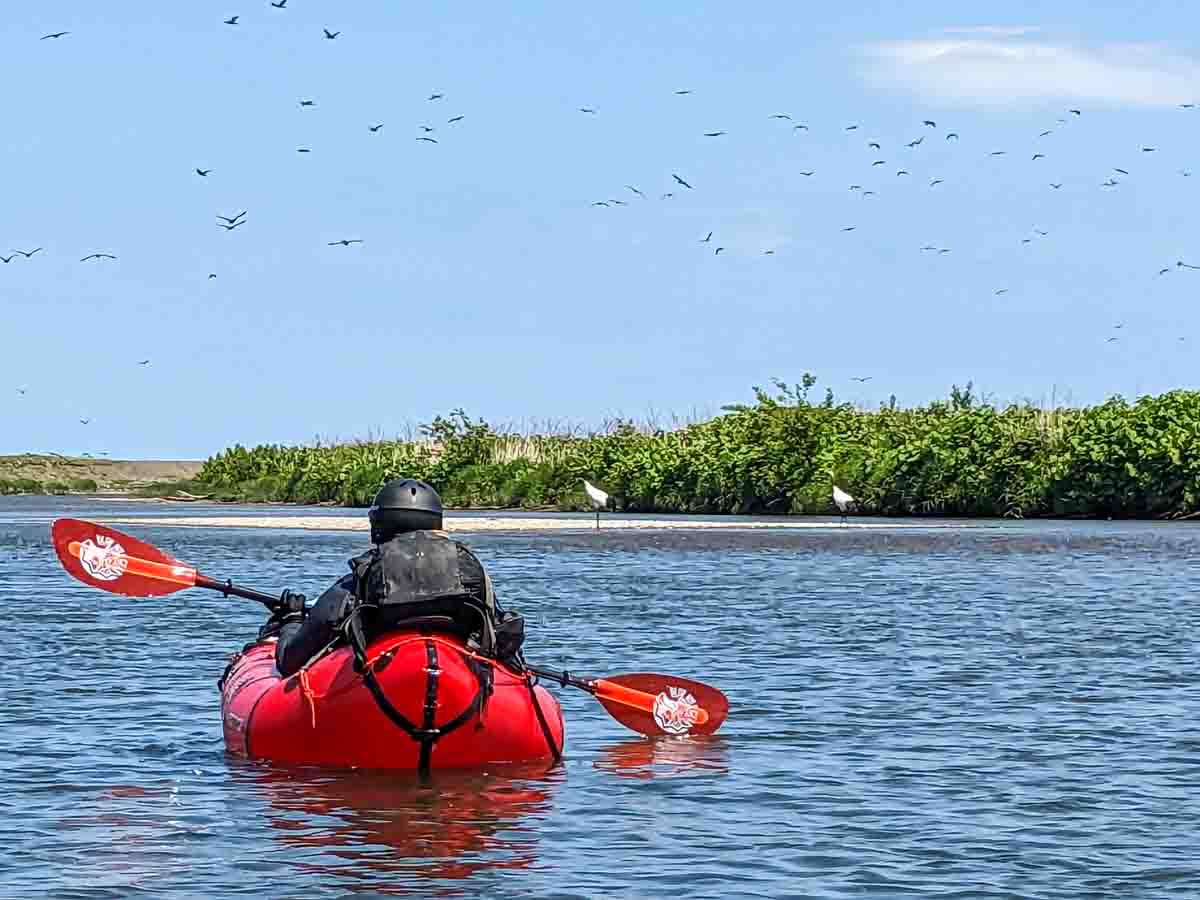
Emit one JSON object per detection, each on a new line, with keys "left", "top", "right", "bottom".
{"left": 594, "top": 673, "right": 729, "bottom": 737}
{"left": 51, "top": 518, "right": 198, "bottom": 597}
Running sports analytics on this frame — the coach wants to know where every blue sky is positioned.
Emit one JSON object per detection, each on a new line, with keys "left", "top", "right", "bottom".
{"left": 2, "top": 2, "right": 1198, "bottom": 458}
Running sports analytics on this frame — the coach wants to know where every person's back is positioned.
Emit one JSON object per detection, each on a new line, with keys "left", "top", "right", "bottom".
{"left": 264, "top": 479, "right": 522, "bottom": 677}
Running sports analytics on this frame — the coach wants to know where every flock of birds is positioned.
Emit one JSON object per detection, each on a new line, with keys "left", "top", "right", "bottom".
{"left": 8, "top": 12, "right": 1197, "bottom": 452}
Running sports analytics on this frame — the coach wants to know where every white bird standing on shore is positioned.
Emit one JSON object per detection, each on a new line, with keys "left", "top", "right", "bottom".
{"left": 832, "top": 485, "right": 856, "bottom": 526}
{"left": 583, "top": 480, "right": 609, "bottom": 530}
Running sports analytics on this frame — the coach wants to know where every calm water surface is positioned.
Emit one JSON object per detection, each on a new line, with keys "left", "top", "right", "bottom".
{"left": 3, "top": 498, "right": 1199, "bottom": 898}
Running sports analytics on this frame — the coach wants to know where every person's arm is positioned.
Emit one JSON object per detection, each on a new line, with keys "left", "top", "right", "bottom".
{"left": 275, "top": 576, "right": 357, "bottom": 677}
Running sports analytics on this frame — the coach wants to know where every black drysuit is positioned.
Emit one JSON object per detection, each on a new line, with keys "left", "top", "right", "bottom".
{"left": 271, "top": 532, "right": 495, "bottom": 678}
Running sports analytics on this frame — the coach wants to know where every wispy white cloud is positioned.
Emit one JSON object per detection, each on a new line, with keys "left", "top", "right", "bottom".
{"left": 860, "top": 32, "right": 1200, "bottom": 107}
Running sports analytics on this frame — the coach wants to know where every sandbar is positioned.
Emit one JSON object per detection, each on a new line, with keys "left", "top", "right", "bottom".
{"left": 103, "top": 514, "right": 966, "bottom": 533}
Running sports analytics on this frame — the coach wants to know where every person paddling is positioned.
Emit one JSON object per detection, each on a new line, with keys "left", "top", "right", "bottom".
{"left": 262, "top": 478, "right": 525, "bottom": 677}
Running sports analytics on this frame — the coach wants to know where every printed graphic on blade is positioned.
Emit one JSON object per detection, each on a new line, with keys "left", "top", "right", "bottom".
{"left": 652, "top": 685, "right": 702, "bottom": 734}
{"left": 77, "top": 534, "right": 128, "bottom": 581}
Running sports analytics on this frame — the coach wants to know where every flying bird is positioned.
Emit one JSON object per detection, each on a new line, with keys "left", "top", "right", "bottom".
{"left": 419, "top": 125, "right": 435, "bottom": 132}
{"left": 845, "top": 124, "right": 858, "bottom": 131}
{"left": 849, "top": 185, "right": 861, "bottom": 191}
{"left": 416, "top": 136, "right": 438, "bottom": 143}
{"left": 369, "top": 123, "right": 384, "bottom": 132}
{"left": 896, "top": 170, "right": 909, "bottom": 176}
{"left": 1114, "top": 168, "right": 1129, "bottom": 175}
{"left": 872, "top": 159, "right": 886, "bottom": 166}
{"left": 868, "top": 142, "right": 881, "bottom": 150}
{"left": 0, "top": 255, "right": 15, "bottom": 264}
{"left": 447, "top": 115, "right": 465, "bottom": 124}
{"left": 907, "top": 137, "right": 924, "bottom": 147}
{"left": 137, "top": 359, "right": 150, "bottom": 366}
{"left": 80, "top": 253, "right": 116, "bottom": 261}
{"left": 851, "top": 376, "right": 872, "bottom": 382}
{"left": 945, "top": 132, "right": 959, "bottom": 140}
{"left": 625, "top": 185, "right": 644, "bottom": 198}
{"left": 799, "top": 170, "right": 814, "bottom": 176}
{"left": 1102, "top": 178, "right": 1119, "bottom": 187}
{"left": 296, "top": 147, "right": 311, "bottom": 153}
{"left": 769, "top": 114, "right": 791, "bottom": 120}
{"left": 937, "top": 248, "right": 951, "bottom": 254}
{"left": 79, "top": 418, "right": 90, "bottom": 425}
{"left": 1181, "top": 103, "right": 1196, "bottom": 109}
{"left": 328, "top": 239, "right": 363, "bottom": 246}
{"left": 699, "top": 232, "right": 712, "bottom": 243}
{"left": 1158, "top": 267, "right": 1171, "bottom": 276}
{"left": 989, "top": 151, "right": 1006, "bottom": 156}
{"left": 12, "top": 248, "right": 42, "bottom": 258}
{"left": 714, "top": 247, "right": 724, "bottom": 255}
{"left": 216, "top": 221, "right": 245, "bottom": 230}
{"left": 224, "top": 16, "right": 239, "bottom": 25}
{"left": 841, "top": 226, "right": 856, "bottom": 232}
{"left": 591, "top": 202, "right": 609, "bottom": 207}
{"left": 41, "top": 31, "right": 70, "bottom": 40}
{"left": 323, "top": 28, "right": 339, "bottom": 39}
{"left": 195, "top": 168, "right": 212, "bottom": 176}
{"left": 793, "top": 124, "right": 809, "bottom": 131}
{"left": 703, "top": 131, "right": 726, "bottom": 137}
{"left": 660, "top": 192, "right": 674, "bottom": 200}
{"left": 1039, "top": 130, "right": 1053, "bottom": 137}
{"left": 763, "top": 250, "right": 775, "bottom": 255}
{"left": 672, "top": 173, "right": 693, "bottom": 189}
{"left": 16, "top": 388, "right": 26, "bottom": 395}
{"left": 271, "top": 0, "right": 287, "bottom": 7}
{"left": 1142, "top": 147, "right": 1156, "bottom": 152}
{"left": 429, "top": 93, "right": 444, "bottom": 101}
{"left": 208, "top": 273, "right": 217, "bottom": 279}
{"left": 1178, "top": 260, "right": 1200, "bottom": 270}
{"left": 1069, "top": 109, "right": 1081, "bottom": 115}
{"left": 929, "top": 179, "right": 943, "bottom": 188}
{"left": 994, "top": 289, "right": 1008, "bottom": 295}
{"left": 1050, "top": 183, "right": 1063, "bottom": 189}
{"left": 1032, "top": 153, "right": 1046, "bottom": 160}
{"left": 862, "top": 191, "right": 875, "bottom": 198}
{"left": 832, "top": 485, "right": 856, "bottom": 525}
{"left": 923, "top": 120, "right": 936, "bottom": 127}
{"left": 578, "top": 107, "right": 596, "bottom": 114}
{"left": 1105, "top": 337, "right": 1119, "bottom": 343}
{"left": 674, "top": 90, "right": 692, "bottom": 95}
{"left": 299, "top": 99, "right": 315, "bottom": 106}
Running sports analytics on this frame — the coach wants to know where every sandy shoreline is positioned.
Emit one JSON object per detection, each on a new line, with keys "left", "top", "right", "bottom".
{"left": 104, "top": 514, "right": 966, "bottom": 533}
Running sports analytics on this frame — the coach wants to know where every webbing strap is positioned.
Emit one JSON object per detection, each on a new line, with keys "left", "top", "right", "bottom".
{"left": 358, "top": 639, "right": 489, "bottom": 774}
{"left": 526, "top": 676, "right": 563, "bottom": 762}
{"left": 417, "top": 641, "right": 440, "bottom": 772}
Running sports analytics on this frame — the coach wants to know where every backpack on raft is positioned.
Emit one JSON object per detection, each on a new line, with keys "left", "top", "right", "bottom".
{"left": 341, "top": 530, "right": 525, "bottom": 670}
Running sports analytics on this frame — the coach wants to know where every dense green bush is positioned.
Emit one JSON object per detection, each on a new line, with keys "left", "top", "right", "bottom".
{"left": 194, "top": 379, "right": 1200, "bottom": 519}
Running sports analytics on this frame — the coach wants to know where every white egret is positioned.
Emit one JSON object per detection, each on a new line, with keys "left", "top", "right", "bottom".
{"left": 832, "top": 485, "right": 856, "bottom": 526}
{"left": 583, "top": 480, "right": 609, "bottom": 530}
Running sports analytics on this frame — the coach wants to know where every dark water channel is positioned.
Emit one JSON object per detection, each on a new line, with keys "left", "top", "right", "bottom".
{"left": 2, "top": 498, "right": 1199, "bottom": 898}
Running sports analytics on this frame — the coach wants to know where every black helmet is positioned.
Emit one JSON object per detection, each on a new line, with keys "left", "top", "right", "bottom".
{"left": 368, "top": 478, "right": 443, "bottom": 543}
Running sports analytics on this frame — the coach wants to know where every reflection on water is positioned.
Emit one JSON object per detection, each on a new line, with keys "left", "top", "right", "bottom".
{"left": 594, "top": 737, "right": 731, "bottom": 781}
{"left": 234, "top": 762, "right": 564, "bottom": 890}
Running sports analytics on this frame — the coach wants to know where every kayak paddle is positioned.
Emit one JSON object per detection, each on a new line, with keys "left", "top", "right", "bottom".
{"left": 51, "top": 518, "right": 730, "bottom": 737}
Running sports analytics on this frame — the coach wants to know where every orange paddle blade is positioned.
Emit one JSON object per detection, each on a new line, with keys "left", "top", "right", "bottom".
{"left": 594, "top": 673, "right": 729, "bottom": 737}
{"left": 52, "top": 518, "right": 197, "bottom": 597}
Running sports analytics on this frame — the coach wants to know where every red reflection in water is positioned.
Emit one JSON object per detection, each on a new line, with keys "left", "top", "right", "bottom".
{"left": 594, "top": 736, "right": 731, "bottom": 781}
{"left": 239, "top": 761, "right": 563, "bottom": 891}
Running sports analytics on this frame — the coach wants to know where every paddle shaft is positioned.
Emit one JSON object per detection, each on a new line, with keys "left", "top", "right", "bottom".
{"left": 194, "top": 574, "right": 284, "bottom": 609}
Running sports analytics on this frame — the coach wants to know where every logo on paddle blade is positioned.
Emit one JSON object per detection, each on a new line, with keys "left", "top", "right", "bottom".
{"left": 78, "top": 534, "right": 128, "bottom": 581}
{"left": 652, "top": 685, "right": 702, "bottom": 735}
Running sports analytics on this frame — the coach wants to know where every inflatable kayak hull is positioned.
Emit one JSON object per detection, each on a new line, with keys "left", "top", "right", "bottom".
{"left": 220, "top": 630, "right": 565, "bottom": 771}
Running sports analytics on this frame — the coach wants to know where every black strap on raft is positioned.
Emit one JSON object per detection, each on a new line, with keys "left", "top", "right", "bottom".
{"left": 358, "top": 637, "right": 490, "bottom": 775}
{"left": 526, "top": 675, "right": 562, "bottom": 762}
